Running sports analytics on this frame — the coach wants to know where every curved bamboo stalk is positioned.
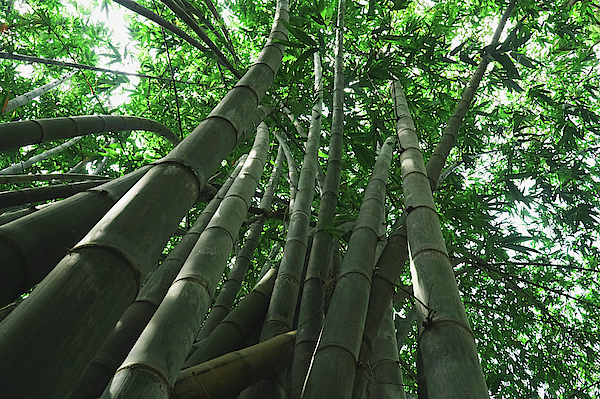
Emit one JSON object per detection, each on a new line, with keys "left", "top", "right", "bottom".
{"left": 0, "top": 52, "right": 199, "bottom": 84}
{"left": 195, "top": 146, "right": 283, "bottom": 341}
{"left": 250, "top": 51, "right": 323, "bottom": 399}
{"left": 0, "top": 179, "right": 110, "bottom": 210}
{"left": 160, "top": 0, "right": 240, "bottom": 78}
{"left": 174, "top": 331, "right": 297, "bottom": 399}
{"left": 274, "top": 132, "right": 297, "bottom": 214}
{"left": 0, "top": 172, "right": 108, "bottom": 184}
{"left": 289, "top": 18, "right": 342, "bottom": 397}
{"left": 0, "top": 115, "right": 179, "bottom": 152}
{"left": 425, "top": 2, "right": 515, "bottom": 189}
{"left": 68, "top": 156, "right": 247, "bottom": 399}
{"left": 370, "top": 302, "right": 406, "bottom": 399}
{"left": 391, "top": 81, "right": 489, "bottom": 398}
{"left": 184, "top": 264, "right": 279, "bottom": 368}
{"left": 103, "top": 123, "right": 269, "bottom": 399}
{"left": 2, "top": 71, "right": 76, "bottom": 115}
{"left": 352, "top": 223, "right": 408, "bottom": 399}
{"left": 0, "top": 136, "right": 83, "bottom": 174}
{"left": 0, "top": 165, "right": 150, "bottom": 306}
{"left": 0, "top": 0, "right": 288, "bottom": 393}
{"left": 301, "top": 135, "right": 394, "bottom": 399}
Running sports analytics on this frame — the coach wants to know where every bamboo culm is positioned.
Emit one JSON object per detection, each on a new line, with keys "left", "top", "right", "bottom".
{"left": 2, "top": 71, "right": 76, "bottom": 115}
{"left": 0, "top": 136, "right": 83, "bottom": 174}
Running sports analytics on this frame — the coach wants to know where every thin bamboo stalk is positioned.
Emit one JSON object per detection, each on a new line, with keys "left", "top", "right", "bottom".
{"left": 274, "top": 132, "right": 298, "bottom": 212}
{"left": 184, "top": 264, "right": 279, "bottom": 368}
{"left": 250, "top": 50, "right": 323, "bottom": 399}
{"left": 0, "top": 173, "right": 109, "bottom": 184}
{"left": 0, "top": 115, "right": 179, "bottom": 152}
{"left": 2, "top": 71, "right": 76, "bottom": 115}
{"left": 0, "top": 136, "right": 83, "bottom": 174}
{"left": 370, "top": 302, "right": 406, "bottom": 399}
{"left": 103, "top": 123, "right": 269, "bottom": 399}
{"left": 0, "top": 179, "right": 110, "bottom": 210}
{"left": 195, "top": 146, "right": 283, "bottom": 341}
{"left": 289, "top": 26, "right": 341, "bottom": 397}
{"left": 301, "top": 135, "right": 394, "bottom": 399}
{"left": 0, "top": 0, "right": 288, "bottom": 392}
{"left": 68, "top": 156, "right": 246, "bottom": 399}
{"left": 174, "top": 331, "right": 297, "bottom": 399}
{"left": 425, "top": 2, "right": 515, "bottom": 189}
{"left": 352, "top": 224, "right": 408, "bottom": 399}
{"left": 0, "top": 165, "right": 150, "bottom": 306}
{"left": 202, "top": 0, "right": 238, "bottom": 63}
{"left": 391, "top": 81, "right": 489, "bottom": 398}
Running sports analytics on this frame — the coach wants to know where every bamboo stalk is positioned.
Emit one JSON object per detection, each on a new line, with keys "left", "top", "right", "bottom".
{"left": 2, "top": 71, "right": 76, "bottom": 115}
{"left": 68, "top": 156, "right": 246, "bottom": 399}
{"left": 0, "top": 115, "right": 179, "bottom": 152}
{"left": 0, "top": 173, "right": 109, "bottom": 184}
{"left": 0, "top": 136, "right": 83, "bottom": 174}
{"left": 301, "top": 135, "right": 394, "bottom": 399}
{"left": 174, "top": 331, "right": 297, "bottom": 399}
{"left": 391, "top": 81, "right": 489, "bottom": 398}
{"left": 274, "top": 132, "right": 298, "bottom": 213}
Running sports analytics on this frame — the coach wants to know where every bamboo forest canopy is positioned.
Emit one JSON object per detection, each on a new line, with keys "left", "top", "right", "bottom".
{"left": 1, "top": 0, "right": 600, "bottom": 397}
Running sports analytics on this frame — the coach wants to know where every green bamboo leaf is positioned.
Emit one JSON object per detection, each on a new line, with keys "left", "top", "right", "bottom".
{"left": 280, "top": 20, "right": 317, "bottom": 47}
{"left": 272, "top": 38, "right": 306, "bottom": 49}
{"left": 289, "top": 48, "right": 318, "bottom": 73}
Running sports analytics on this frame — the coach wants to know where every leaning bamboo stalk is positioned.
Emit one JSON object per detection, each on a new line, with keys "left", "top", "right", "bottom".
{"left": 2, "top": 71, "right": 76, "bottom": 115}
{"left": 274, "top": 132, "right": 297, "bottom": 212}
{"left": 68, "top": 156, "right": 247, "bottom": 399}
{"left": 0, "top": 0, "right": 288, "bottom": 393}
{"left": 202, "top": 0, "right": 238, "bottom": 63}
{"left": 250, "top": 50, "right": 323, "bottom": 399}
{"left": 0, "top": 136, "right": 83, "bottom": 174}
{"left": 0, "top": 179, "right": 110, "bottom": 210}
{"left": 174, "top": 331, "right": 297, "bottom": 399}
{"left": 425, "top": 2, "right": 515, "bottom": 189}
{"left": 370, "top": 302, "right": 406, "bottom": 399}
{"left": 104, "top": 123, "right": 269, "bottom": 399}
{"left": 0, "top": 115, "right": 179, "bottom": 152}
{"left": 301, "top": 135, "right": 394, "bottom": 399}
{"left": 391, "top": 81, "right": 489, "bottom": 398}
{"left": 196, "top": 146, "right": 284, "bottom": 342}
{"left": 290, "top": 21, "right": 342, "bottom": 397}
{"left": 352, "top": 223, "right": 408, "bottom": 399}
{"left": 0, "top": 173, "right": 108, "bottom": 184}
{"left": 184, "top": 264, "right": 279, "bottom": 368}
{"left": 0, "top": 165, "right": 150, "bottom": 306}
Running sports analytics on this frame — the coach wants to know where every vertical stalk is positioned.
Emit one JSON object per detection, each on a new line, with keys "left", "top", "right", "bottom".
{"left": 274, "top": 132, "right": 298, "bottom": 213}
{"left": 391, "top": 81, "right": 489, "bottom": 398}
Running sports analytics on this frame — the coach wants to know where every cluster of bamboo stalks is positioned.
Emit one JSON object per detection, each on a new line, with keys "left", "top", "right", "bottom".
{"left": 0, "top": 0, "right": 517, "bottom": 397}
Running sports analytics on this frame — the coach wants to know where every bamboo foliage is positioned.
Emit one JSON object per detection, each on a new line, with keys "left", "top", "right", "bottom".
{"left": 69, "top": 156, "right": 247, "bottom": 399}
{"left": 195, "top": 145, "right": 283, "bottom": 342}
{"left": 0, "top": 115, "right": 180, "bottom": 152}
{"left": 104, "top": 122, "right": 270, "bottom": 398}
{"left": 0, "top": 135, "right": 83, "bottom": 174}
{"left": 301, "top": 135, "right": 394, "bottom": 399}
{"left": 2, "top": 71, "right": 76, "bottom": 115}
{"left": 174, "top": 331, "right": 297, "bottom": 399}
{"left": 0, "top": 0, "right": 289, "bottom": 393}
{"left": 391, "top": 81, "right": 489, "bottom": 398}
{"left": 290, "top": 11, "right": 341, "bottom": 396}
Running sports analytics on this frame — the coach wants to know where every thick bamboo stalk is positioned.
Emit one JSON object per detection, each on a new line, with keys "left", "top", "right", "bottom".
{"left": 184, "top": 264, "right": 279, "bottom": 368}
{"left": 2, "top": 71, "right": 76, "bottom": 115}
{"left": 290, "top": 31, "right": 341, "bottom": 398}
{"left": 370, "top": 302, "right": 406, "bottom": 399}
{"left": 0, "top": 115, "right": 179, "bottom": 152}
{"left": 274, "top": 132, "right": 297, "bottom": 212}
{"left": 425, "top": 2, "right": 515, "bottom": 189}
{"left": 160, "top": 0, "right": 240, "bottom": 78}
{"left": 391, "top": 81, "right": 489, "bottom": 398}
{"left": 0, "top": 179, "right": 109, "bottom": 210}
{"left": 103, "top": 123, "right": 269, "bottom": 399}
{"left": 301, "top": 135, "right": 394, "bottom": 399}
{"left": 196, "top": 147, "right": 283, "bottom": 342}
{"left": 174, "top": 331, "right": 297, "bottom": 399}
{"left": 68, "top": 156, "right": 247, "bottom": 399}
{"left": 0, "top": 173, "right": 108, "bottom": 184}
{"left": 0, "top": 166, "right": 149, "bottom": 305}
{"left": 0, "top": 136, "right": 83, "bottom": 174}
{"left": 0, "top": 52, "right": 197, "bottom": 84}
{"left": 0, "top": 0, "right": 288, "bottom": 394}
{"left": 352, "top": 224, "right": 408, "bottom": 399}
{"left": 250, "top": 50, "right": 323, "bottom": 399}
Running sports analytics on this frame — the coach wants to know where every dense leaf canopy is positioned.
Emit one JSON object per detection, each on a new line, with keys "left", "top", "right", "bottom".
{"left": 1, "top": 0, "right": 599, "bottom": 397}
